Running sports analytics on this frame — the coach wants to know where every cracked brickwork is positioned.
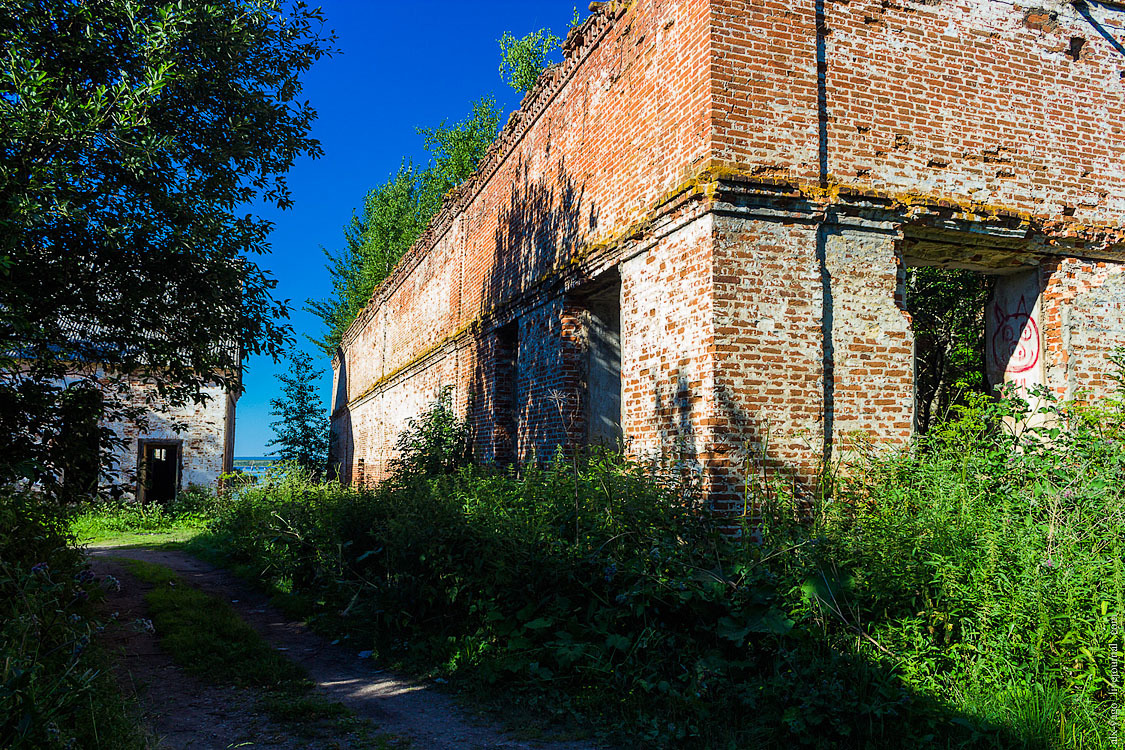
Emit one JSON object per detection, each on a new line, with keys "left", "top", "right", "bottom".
{"left": 332, "top": 0, "right": 1125, "bottom": 502}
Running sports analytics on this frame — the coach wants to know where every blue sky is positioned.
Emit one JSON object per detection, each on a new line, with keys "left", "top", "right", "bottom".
{"left": 236, "top": 0, "right": 578, "bottom": 456}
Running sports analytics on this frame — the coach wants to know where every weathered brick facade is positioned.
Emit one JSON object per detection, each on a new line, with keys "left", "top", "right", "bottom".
{"left": 332, "top": 0, "right": 1125, "bottom": 504}
{"left": 99, "top": 377, "right": 237, "bottom": 501}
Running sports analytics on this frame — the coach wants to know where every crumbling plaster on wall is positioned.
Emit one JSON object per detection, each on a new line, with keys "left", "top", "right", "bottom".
{"left": 333, "top": 0, "right": 1125, "bottom": 492}
{"left": 100, "top": 379, "right": 234, "bottom": 498}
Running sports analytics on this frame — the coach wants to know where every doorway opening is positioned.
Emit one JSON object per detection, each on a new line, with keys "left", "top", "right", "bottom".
{"left": 581, "top": 278, "right": 622, "bottom": 448}
{"left": 905, "top": 259, "right": 1043, "bottom": 433}
{"left": 139, "top": 441, "right": 181, "bottom": 505}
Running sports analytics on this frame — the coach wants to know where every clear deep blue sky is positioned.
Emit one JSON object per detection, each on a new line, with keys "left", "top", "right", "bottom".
{"left": 235, "top": 1, "right": 579, "bottom": 456}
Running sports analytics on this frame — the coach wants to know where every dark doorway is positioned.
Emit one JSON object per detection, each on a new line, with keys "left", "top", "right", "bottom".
{"left": 904, "top": 266, "right": 989, "bottom": 433}
{"left": 494, "top": 322, "right": 520, "bottom": 464}
{"left": 583, "top": 280, "right": 622, "bottom": 448}
{"left": 904, "top": 259, "right": 1045, "bottom": 433}
{"left": 140, "top": 442, "right": 180, "bottom": 504}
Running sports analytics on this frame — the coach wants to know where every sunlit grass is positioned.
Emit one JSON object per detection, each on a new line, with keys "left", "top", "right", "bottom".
{"left": 71, "top": 504, "right": 210, "bottom": 546}
{"left": 119, "top": 558, "right": 308, "bottom": 690}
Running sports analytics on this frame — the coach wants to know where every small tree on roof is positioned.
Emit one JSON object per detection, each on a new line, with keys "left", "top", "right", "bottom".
{"left": 499, "top": 28, "right": 561, "bottom": 93}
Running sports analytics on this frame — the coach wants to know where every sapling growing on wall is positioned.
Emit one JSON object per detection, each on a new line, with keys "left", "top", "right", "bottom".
{"left": 498, "top": 28, "right": 561, "bottom": 93}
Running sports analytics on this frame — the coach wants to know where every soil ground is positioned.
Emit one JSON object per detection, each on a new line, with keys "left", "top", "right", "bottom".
{"left": 89, "top": 545, "right": 603, "bottom": 750}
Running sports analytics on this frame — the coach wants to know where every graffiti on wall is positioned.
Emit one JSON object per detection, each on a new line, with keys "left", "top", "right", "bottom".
{"left": 991, "top": 296, "right": 1041, "bottom": 387}
{"left": 985, "top": 269, "right": 1044, "bottom": 400}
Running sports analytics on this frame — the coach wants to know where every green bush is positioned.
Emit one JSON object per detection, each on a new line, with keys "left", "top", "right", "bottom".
{"left": 203, "top": 388, "right": 1125, "bottom": 748}
{"left": 391, "top": 386, "right": 471, "bottom": 476}
{"left": 784, "top": 388, "right": 1125, "bottom": 749}
{"left": 71, "top": 483, "right": 227, "bottom": 542}
{"left": 0, "top": 491, "right": 143, "bottom": 749}
{"left": 207, "top": 459, "right": 983, "bottom": 747}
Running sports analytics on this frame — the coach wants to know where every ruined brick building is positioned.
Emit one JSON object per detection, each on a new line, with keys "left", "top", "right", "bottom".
{"left": 331, "top": 0, "right": 1125, "bottom": 506}
{"left": 104, "top": 378, "right": 237, "bottom": 503}
{"left": 59, "top": 373, "right": 238, "bottom": 503}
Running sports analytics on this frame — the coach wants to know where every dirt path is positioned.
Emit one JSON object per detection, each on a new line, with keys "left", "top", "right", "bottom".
{"left": 89, "top": 545, "right": 603, "bottom": 750}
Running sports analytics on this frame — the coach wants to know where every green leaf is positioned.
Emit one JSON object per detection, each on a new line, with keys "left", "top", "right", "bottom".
{"left": 604, "top": 634, "right": 631, "bottom": 651}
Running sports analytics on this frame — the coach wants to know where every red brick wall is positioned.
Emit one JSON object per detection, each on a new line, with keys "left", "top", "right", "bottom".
{"left": 711, "top": 0, "right": 1125, "bottom": 227}
{"left": 333, "top": 0, "right": 1125, "bottom": 495}
{"left": 334, "top": 0, "right": 715, "bottom": 481}
{"left": 1042, "top": 258, "right": 1125, "bottom": 400}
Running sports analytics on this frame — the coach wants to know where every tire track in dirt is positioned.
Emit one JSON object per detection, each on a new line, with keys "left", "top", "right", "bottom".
{"left": 89, "top": 545, "right": 604, "bottom": 750}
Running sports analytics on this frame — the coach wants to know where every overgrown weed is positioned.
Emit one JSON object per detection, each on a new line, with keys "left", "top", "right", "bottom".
{"left": 0, "top": 491, "right": 146, "bottom": 749}
{"left": 70, "top": 483, "right": 227, "bottom": 545}
{"left": 199, "top": 389, "right": 1124, "bottom": 748}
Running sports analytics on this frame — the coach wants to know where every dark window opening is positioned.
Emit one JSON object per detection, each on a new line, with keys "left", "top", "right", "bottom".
{"left": 494, "top": 322, "right": 520, "bottom": 464}
{"left": 139, "top": 441, "right": 180, "bottom": 505}
{"left": 583, "top": 280, "right": 622, "bottom": 448}
{"left": 905, "top": 262, "right": 1043, "bottom": 434}
{"left": 905, "top": 266, "right": 989, "bottom": 434}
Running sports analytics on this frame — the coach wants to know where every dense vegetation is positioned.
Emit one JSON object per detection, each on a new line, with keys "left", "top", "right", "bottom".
{"left": 196, "top": 388, "right": 1124, "bottom": 749}
{"left": 1, "top": 0, "right": 335, "bottom": 500}
{"left": 0, "top": 491, "right": 145, "bottom": 749}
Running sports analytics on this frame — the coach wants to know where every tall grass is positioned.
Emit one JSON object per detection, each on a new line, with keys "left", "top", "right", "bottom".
{"left": 200, "top": 390, "right": 1124, "bottom": 748}
{"left": 70, "top": 482, "right": 232, "bottom": 544}
{"left": 0, "top": 491, "right": 146, "bottom": 749}
{"left": 787, "top": 389, "right": 1125, "bottom": 749}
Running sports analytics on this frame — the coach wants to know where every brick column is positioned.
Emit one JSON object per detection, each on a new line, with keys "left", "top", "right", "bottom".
{"left": 823, "top": 219, "right": 914, "bottom": 451}
{"left": 711, "top": 213, "right": 913, "bottom": 499}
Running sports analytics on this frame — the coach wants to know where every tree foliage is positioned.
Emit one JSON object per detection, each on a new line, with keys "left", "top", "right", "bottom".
{"left": 391, "top": 386, "right": 471, "bottom": 477}
{"left": 267, "top": 351, "right": 329, "bottom": 478}
{"left": 498, "top": 28, "right": 560, "bottom": 93}
{"left": 308, "top": 97, "right": 500, "bottom": 355}
{"left": 0, "top": 0, "right": 334, "bottom": 496}
{"left": 419, "top": 96, "right": 502, "bottom": 191}
{"left": 306, "top": 162, "right": 442, "bottom": 354}
{"left": 907, "top": 267, "right": 989, "bottom": 432}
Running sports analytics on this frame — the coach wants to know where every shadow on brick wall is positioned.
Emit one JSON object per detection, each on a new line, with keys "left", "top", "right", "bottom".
{"left": 469, "top": 155, "right": 599, "bottom": 465}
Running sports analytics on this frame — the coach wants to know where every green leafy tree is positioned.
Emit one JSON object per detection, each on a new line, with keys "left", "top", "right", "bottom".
{"left": 0, "top": 0, "right": 334, "bottom": 496}
{"left": 498, "top": 28, "right": 561, "bottom": 93}
{"left": 308, "top": 98, "right": 500, "bottom": 356}
{"left": 306, "top": 162, "right": 442, "bottom": 354}
{"left": 907, "top": 267, "right": 989, "bottom": 432}
{"left": 419, "top": 96, "right": 502, "bottom": 191}
{"left": 267, "top": 351, "right": 329, "bottom": 477}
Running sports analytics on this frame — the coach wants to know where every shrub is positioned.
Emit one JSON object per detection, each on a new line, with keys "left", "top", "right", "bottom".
{"left": 783, "top": 387, "right": 1125, "bottom": 749}
{"left": 207, "top": 455, "right": 994, "bottom": 747}
{"left": 390, "top": 386, "right": 471, "bottom": 477}
{"left": 0, "top": 491, "right": 143, "bottom": 749}
{"left": 70, "top": 483, "right": 228, "bottom": 541}
{"left": 202, "top": 387, "right": 1125, "bottom": 748}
